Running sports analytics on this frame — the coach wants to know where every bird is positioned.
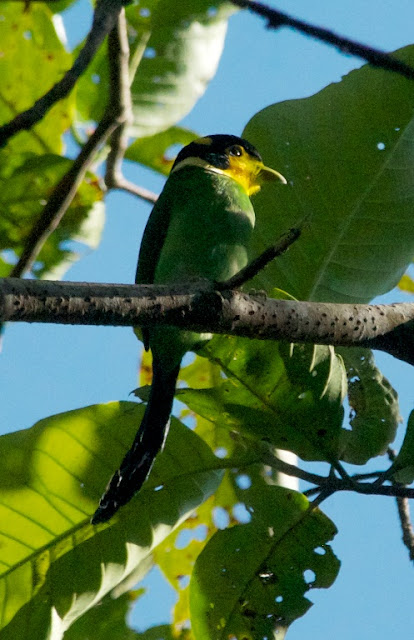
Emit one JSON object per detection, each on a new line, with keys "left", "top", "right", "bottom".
{"left": 91, "top": 134, "right": 286, "bottom": 524}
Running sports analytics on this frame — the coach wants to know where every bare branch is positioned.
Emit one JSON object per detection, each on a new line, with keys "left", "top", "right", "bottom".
{"left": 0, "top": 0, "right": 126, "bottom": 147}
{"left": 1, "top": 278, "right": 414, "bottom": 365}
{"left": 232, "top": 0, "right": 414, "bottom": 81}
{"left": 103, "top": 20, "right": 158, "bottom": 205}
{"left": 387, "top": 448, "right": 414, "bottom": 561}
{"left": 104, "top": 11, "right": 133, "bottom": 189}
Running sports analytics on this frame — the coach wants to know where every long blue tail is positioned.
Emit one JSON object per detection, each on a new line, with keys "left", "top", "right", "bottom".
{"left": 91, "top": 359, "right": 180, "bottom": 524}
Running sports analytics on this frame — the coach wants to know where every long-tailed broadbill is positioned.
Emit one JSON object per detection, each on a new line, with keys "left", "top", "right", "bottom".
{"left": 91, "top": 134, "right": 286, "bottom": 524}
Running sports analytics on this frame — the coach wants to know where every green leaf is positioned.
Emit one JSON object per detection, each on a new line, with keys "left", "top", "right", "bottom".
{"left": 0, "top": 402, "right": 223, "bottom": 639}
{"left": 0, "top": 154, "right": 104, "bottom": 279}
{"left": 0, "top": 3, "right": 73, "bottom": 155}
{"left": 390, "top": 409, "right": 414, "bottom": 483}
{"left": 190, "top": 486, "right": 339, "bottom": 640}
{"left": 76, "top": 0, "right": 235, "bottom": 137}
{"left": 338, "top": 348, "right": 401, "bottom": 464}
{"left": 64, "top": 590, "right": 143, "bottom": 640}
{"left": 180, "top": 337, "right": 346, "bottom": 462}
{"left": 126, "top": 126, "right": 198, "bottom": 176}
{"left": 244, "top": 44, "right": 414, "bottom": 303}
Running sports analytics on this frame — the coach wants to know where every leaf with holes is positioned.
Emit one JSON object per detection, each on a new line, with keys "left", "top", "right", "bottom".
{"left": 244, "top": 44, "right": 414, "bottom": 303}
{"left": 190, "top": 486, "right": 339, "bottom": 640}
{"left": 338, "top": 347, "right": 400, "bottom": 464}
{"left": 0, "top": 402, "right": 223, "bottom": 639}
{"left": 179, "top": 336, "right": 347, "bottom": 462}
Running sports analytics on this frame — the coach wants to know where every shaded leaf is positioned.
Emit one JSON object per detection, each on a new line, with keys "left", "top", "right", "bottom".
{"left": 339, "top": 348, "right": 401, "bottom": 464}
{"left": 180, "top": 337, "right": 346, "bottom": 462}
{"left": 190, "top": 486, "right": 339, "bottom": 640}
{"left": 64, "top": 590, "right": 143, "bottom": 640}
{"left": 0, "top": 154, "right": 104, "bottom": 279}
{"left": 244, "top": 44, "right": 414, "bottom": 303}
{"left": 390, "top": 409, "right": 414, "bottom": 483}
{"left": 0, "top": 402, "right": 223, "bottom": 639}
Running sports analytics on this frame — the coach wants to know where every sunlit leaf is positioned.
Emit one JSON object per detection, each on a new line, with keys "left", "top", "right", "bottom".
{"left": 0, "top": 3, "right": 73, "bottom": 155}
{"left": 398, "top": 273, "right": 414, "bottom": 293}
{"left": 0, "top": 402, "right": 223, "bottom": 639}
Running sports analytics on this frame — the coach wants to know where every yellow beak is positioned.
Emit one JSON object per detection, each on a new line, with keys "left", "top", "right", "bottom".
{"left": 257, "top": 164, "right": 287, "bottom": 185}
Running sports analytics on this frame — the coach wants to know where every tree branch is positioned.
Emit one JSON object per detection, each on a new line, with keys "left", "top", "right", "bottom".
{"left": 1, "top": 277, "right": 414, "bottom": 365}
{"left": 232, "top": 0, "right": 414, "bottom": 81}
{"left": 0, "top": 0, "right": 127, "bottom": 148}
{"left": 103, "top": 21, "right": 158, "bottom": 205}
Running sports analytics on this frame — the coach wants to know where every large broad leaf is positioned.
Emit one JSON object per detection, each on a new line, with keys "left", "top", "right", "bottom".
{"left": 244, "top": 44, "right": 414, "bottom": 303}
{"left": 0, "top": 402, "right": 223, "bottom": 639}
{"left": 0, "top": 2, "right": 73, "bottom": 155}
{"left": 0, "top": 154, "right": 104, "bottom": 279}
{"left": 76, "top": 0, "right": 235, "bottom": 138}
{"left": 190, "top": 486, "right": 339, "bottom": 640}
{"left": 179, "top": 336, "right": 347, "bottom": 462}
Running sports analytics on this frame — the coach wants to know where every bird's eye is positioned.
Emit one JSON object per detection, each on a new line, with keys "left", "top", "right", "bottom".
{"left": 228, "top": 145, "right": 243, "bottom": 157}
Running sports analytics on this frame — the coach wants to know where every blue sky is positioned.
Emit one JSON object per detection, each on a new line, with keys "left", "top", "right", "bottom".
{"left": 2, "top": 0, "right": 414, "bottom": 637}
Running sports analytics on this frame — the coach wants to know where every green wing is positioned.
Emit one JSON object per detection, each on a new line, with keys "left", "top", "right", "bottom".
{"left": 135, "top": 184, "right": 174, "bottom": 350}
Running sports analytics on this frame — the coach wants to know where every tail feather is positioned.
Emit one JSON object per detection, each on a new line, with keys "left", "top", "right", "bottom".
{"left": 91, "top": 360, "right": 180, "bottom": 524}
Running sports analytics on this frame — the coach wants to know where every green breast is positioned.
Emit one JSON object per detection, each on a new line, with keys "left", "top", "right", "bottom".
{"left": 141, "top": 166, "right": 256, "bottom": 369}
{"left": 154, "top": 167, "right": 256, "bottom": 284}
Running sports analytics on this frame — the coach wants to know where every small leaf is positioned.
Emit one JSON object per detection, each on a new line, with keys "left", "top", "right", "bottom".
{"left": 398, "top": 273, "right": 414, "bottom": 293}
{"left": 339, "top": 348, "right": 401, "bottom": 464}
{"left": 190, "top": 486, "right": 339, "bottom": 640}
{"left": 390, "top": 409, "right": 414, "bottom": 483}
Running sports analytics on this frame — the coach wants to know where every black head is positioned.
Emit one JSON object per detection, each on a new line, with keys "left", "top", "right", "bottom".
{"left": 171, "top": 134, "right": 263, "bottom": 171}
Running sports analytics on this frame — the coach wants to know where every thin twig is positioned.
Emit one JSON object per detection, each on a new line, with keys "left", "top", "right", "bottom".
{"left": 10, "top": 115, "right": 117, "bottom": 278}
{"left": 104, "top": 11, "right": 133, "bottom": 190}
{"left": 216, "top": 226, "right": 301, "bottom": 291}
{"left": 109, "top": 177, "right": 158, "bottom": 204}
{"left": 387, "top": 448, "right": 414, "bottom": 562}
{"left": 103, "top": 20, "right": 157, "bottom": 205}
{"left": 231, "top": 0, "right": 414, "bottom": 81}
{"left": 0, "top": 0, "right": 126, "bottom": 148}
